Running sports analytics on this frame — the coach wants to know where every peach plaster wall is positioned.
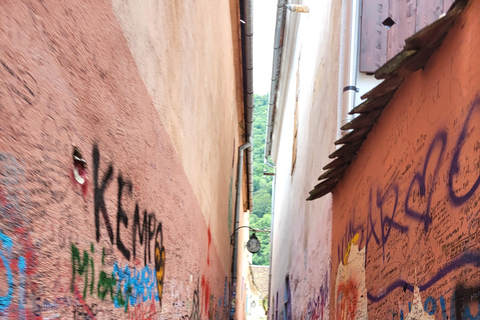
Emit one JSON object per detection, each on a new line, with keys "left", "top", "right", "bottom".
{"left": 332, "top": 1, "right": 480, "bottom": 319}
{"left": 0, "top": 0, "right": 239, "bottom": 319}
{"left": 110, "top": 0, "right": 244, "bottom": 276}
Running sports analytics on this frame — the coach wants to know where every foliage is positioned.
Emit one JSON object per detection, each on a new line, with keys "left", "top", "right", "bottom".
{"left": 250, "top": 214, "right": 271, "bottom": 265}
{"left": 250, "top": 94, "right": 273, "bottom": 265}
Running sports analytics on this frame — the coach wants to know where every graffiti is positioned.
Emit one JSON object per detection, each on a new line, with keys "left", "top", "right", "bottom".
{"left": 92, "top": 145, "right": 165, "bottom": 303}
{"left": 337, "top": 210, "right": 364, "bottom": 267}
{"left": 335, "top": 244, "right": 367, "bottom": 320}
{"left": 128, "top": 299, "right": 158, "bottom": 320}
{"left": 442, "top": 218, "right": 480, "bottom": 261}
{"left": 117, "top": 174, "right": 133, "bottom": 260}
{"left": 72, "top": 303, "right": 98, "bottom": 320}
{"left": 72, "top": 288, "right": 98, "bottom": 320}
{"left": 132, "top": 206, "right": 157, "bottom": 269}
{"left": 337, "top": 106, "right": 480, "bottom": 264}
{"left": 333, "top": 94, "right": 480, "bottom": 320}
{"left": 404, "top": 131, "right": 447, "bottom": 233}
{"left": 93, "top": 145, "right": 115, "bottom": 244}
{"left": 71, "top": 243, "right": 159, "bottom": 312}
{"left": 71, "top": 243, "right": 96, "bottom": 299}
{"left": 343, "top": 233, "right": 359, "bottom": 266}
{"left": 223, "top": 277, "right": 228, "bottom": 308}
{"left": 303, "top": 273, "right": 329, "bottom": 320}
{"left": 207, "top": 227, "right": 211, "bottom": 266}
{"left": 380, "top": 285, "right": 480, "bottom": 320}
{"left": 154, "top": 224, "right": 166, "bottom": 306}
{"left": 0, "top": 230, "right": 14, "bottom": 312}
{"left": 201, "top": 275, "right": 211, "bottom": 316}
{"left": 449, "top": 97, "right": 480, "bottom": 206}
{"left": 402, "top": 287, "right": 434, "bottom": 320}
{"left": 98, "top": 247, "right": 116, "bottom": 302}
{"left": 453, "top": 285, "right": 480, "bottom": 320}
{"left": 0, "top": 152, "right": 38, "bottom": 318}
{"left": 33, "top": 296, "right": 76, "bottom": 316}
{"left": 180, "top": 280, "right": 201, "bottom": 320}
{"left": 367, "top": 251, "right": 480, "bottom": 303}
{"left": 336, "top": 279, "right": 358, "bottom": 320}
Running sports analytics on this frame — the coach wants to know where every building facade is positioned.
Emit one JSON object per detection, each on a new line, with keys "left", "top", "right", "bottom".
{"left": 0, "top": 0, "right": 252, "bottom": 319}
{"left": 268, "top": 0, "right": 479, "bottom": 319}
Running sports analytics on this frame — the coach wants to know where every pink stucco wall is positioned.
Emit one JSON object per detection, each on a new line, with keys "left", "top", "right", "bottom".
{"left": 332, "top": 1, "right": 480, "bottom": 319}
{"left": 268, "top": 1, "right": 342, "bottom": 319}
{"left": 0, "top": 0, "right": 243, "bottom": 319}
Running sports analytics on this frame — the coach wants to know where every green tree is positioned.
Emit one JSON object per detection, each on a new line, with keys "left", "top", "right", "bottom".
{"left": 250, "top": 214, "right": 271, "bottom": 265}
{"left": 250, "top": 94, "right": 273, "bottom": 265}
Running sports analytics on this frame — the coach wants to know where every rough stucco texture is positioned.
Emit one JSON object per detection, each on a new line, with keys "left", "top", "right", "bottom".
{"left": 268, "top": 0, "right": 341, "bottom": 319}
{"left": 332, "top": 2, "right": 480, "bottom": 319}
{"left": 110, "top": 0, "right": 243, "bottom": 274}
{"left": 0, "top": 0, "right": 237, "bottom": 319}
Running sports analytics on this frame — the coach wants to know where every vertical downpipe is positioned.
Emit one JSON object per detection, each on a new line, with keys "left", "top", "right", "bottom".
{"left": 337, "top": 0, "right": 361, "bottom": 139}
{"left": 232, "top": 142, "right": 251, "bottom": 288}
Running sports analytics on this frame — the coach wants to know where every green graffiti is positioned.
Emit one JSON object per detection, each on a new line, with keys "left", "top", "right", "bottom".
{"left": 114, "top": 283, "right": 132, "bottom": 312}
{"left": 71, "top": 243, "right": 94, "bottom": 298}
{"left": 71, "top": 243, "right": 159, "bottom": 312}
{"left": 98, "top": 270, "right": 116, "bottom": 301}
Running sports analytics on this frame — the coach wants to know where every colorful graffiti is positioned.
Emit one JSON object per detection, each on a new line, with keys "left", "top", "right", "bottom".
{"left": 180, "top": 280, "right": 201, "bottom": 320}
{"left": 0, "top": 152, "right": 38, "bottom": 318}
{"left": 92, "top": 145, "right": 165, "bottom": 303}
{"left": 335, "top": 244, "right": 367, "bottom": 320}
{"left": 334, "top": 93, "right": 480, "bottom": 318}
{"left": 302, "top": 273, "right": 329, "bottom": 320}
{"left": 154, "top": 226, "right": 166, "bottom": 307}
{"left": 71, "top": 243, "right": 160, "bottom": 312}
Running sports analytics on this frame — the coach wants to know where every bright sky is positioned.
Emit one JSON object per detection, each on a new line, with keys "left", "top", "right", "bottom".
{"left": 253, "top": 0, "right": 278, "bottom": 96}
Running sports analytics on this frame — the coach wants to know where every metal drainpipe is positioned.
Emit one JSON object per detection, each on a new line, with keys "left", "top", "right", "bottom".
{"left": 231, "top": 0, "right": 254, "bottom": 316}
{"left": 242, "top": 0, "right": 254, "bottom": 210}
{"left": 266, "top": 171, "right": 276, "bottom": 319}
{"left": 338, "top": 0, "right": 361, "bottom": 137}
{"left": 265, "top": 0, "right": 287, "bottom": 162}
{"left": 232, "top": 142, "right": 251, "bottom": 288}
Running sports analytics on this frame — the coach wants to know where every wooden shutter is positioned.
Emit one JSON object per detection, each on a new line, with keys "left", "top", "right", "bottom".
{"left": 360, "top": 0, "right": 457, "bottom": 73}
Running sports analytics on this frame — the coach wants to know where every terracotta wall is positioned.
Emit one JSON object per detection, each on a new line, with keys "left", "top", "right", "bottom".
{"left": 110, "top": 0, "right": 244, "bottom": 271}
{"left": 332, "top": 1, "right": 480, "bottom": 319}
{"left": 0, "top": 0, "right": 243, "bottom": 319}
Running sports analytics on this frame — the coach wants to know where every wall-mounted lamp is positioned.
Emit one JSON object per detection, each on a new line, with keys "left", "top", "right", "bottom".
{"left": 230, "top": 226, "right": 270, "bottom": 254}
{"left": 246, "top": 233, "right": 260, "bottom": 253}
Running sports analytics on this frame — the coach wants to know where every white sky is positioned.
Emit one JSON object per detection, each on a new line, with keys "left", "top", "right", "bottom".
{"left": 253, "top": 0, "right": 278, "bottom": 96}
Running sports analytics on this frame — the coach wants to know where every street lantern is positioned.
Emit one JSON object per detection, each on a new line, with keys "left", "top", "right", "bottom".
{"left": 246, "top": 233, "right": 261, "bottom": 253}
{"left": 230, "top": 226, "right": 270, "bottom": 254}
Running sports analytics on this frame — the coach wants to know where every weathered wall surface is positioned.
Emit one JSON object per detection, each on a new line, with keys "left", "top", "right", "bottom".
{"left": 110, "top": 0, "right": 244, "bottom": 274}
{"left": 269, "top": 0, "right": 341, "bottom": 319}
{"left": 0, "top": 0, "right": 242, "bottom": 319}
{"left": 332, "top": 2, "right": 480, "bottom": 319}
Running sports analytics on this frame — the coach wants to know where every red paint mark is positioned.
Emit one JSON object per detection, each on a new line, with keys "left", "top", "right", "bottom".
{"left": 201, "top": 275, "right": 211, "bottom": 315}
{"left": 336, "top": 279, "right": 358, "bottom": 320}
{"left": 207, "top": 227, "right": 211, "bottom": 266}
{"left": 14, "top": 227, "right": 37, "bottom": 277}
{"left": 71, "top": 158, "right": 89, "bottom": 199}
{"left": 73, "top": 286, "right": 97, "bottom": 320}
